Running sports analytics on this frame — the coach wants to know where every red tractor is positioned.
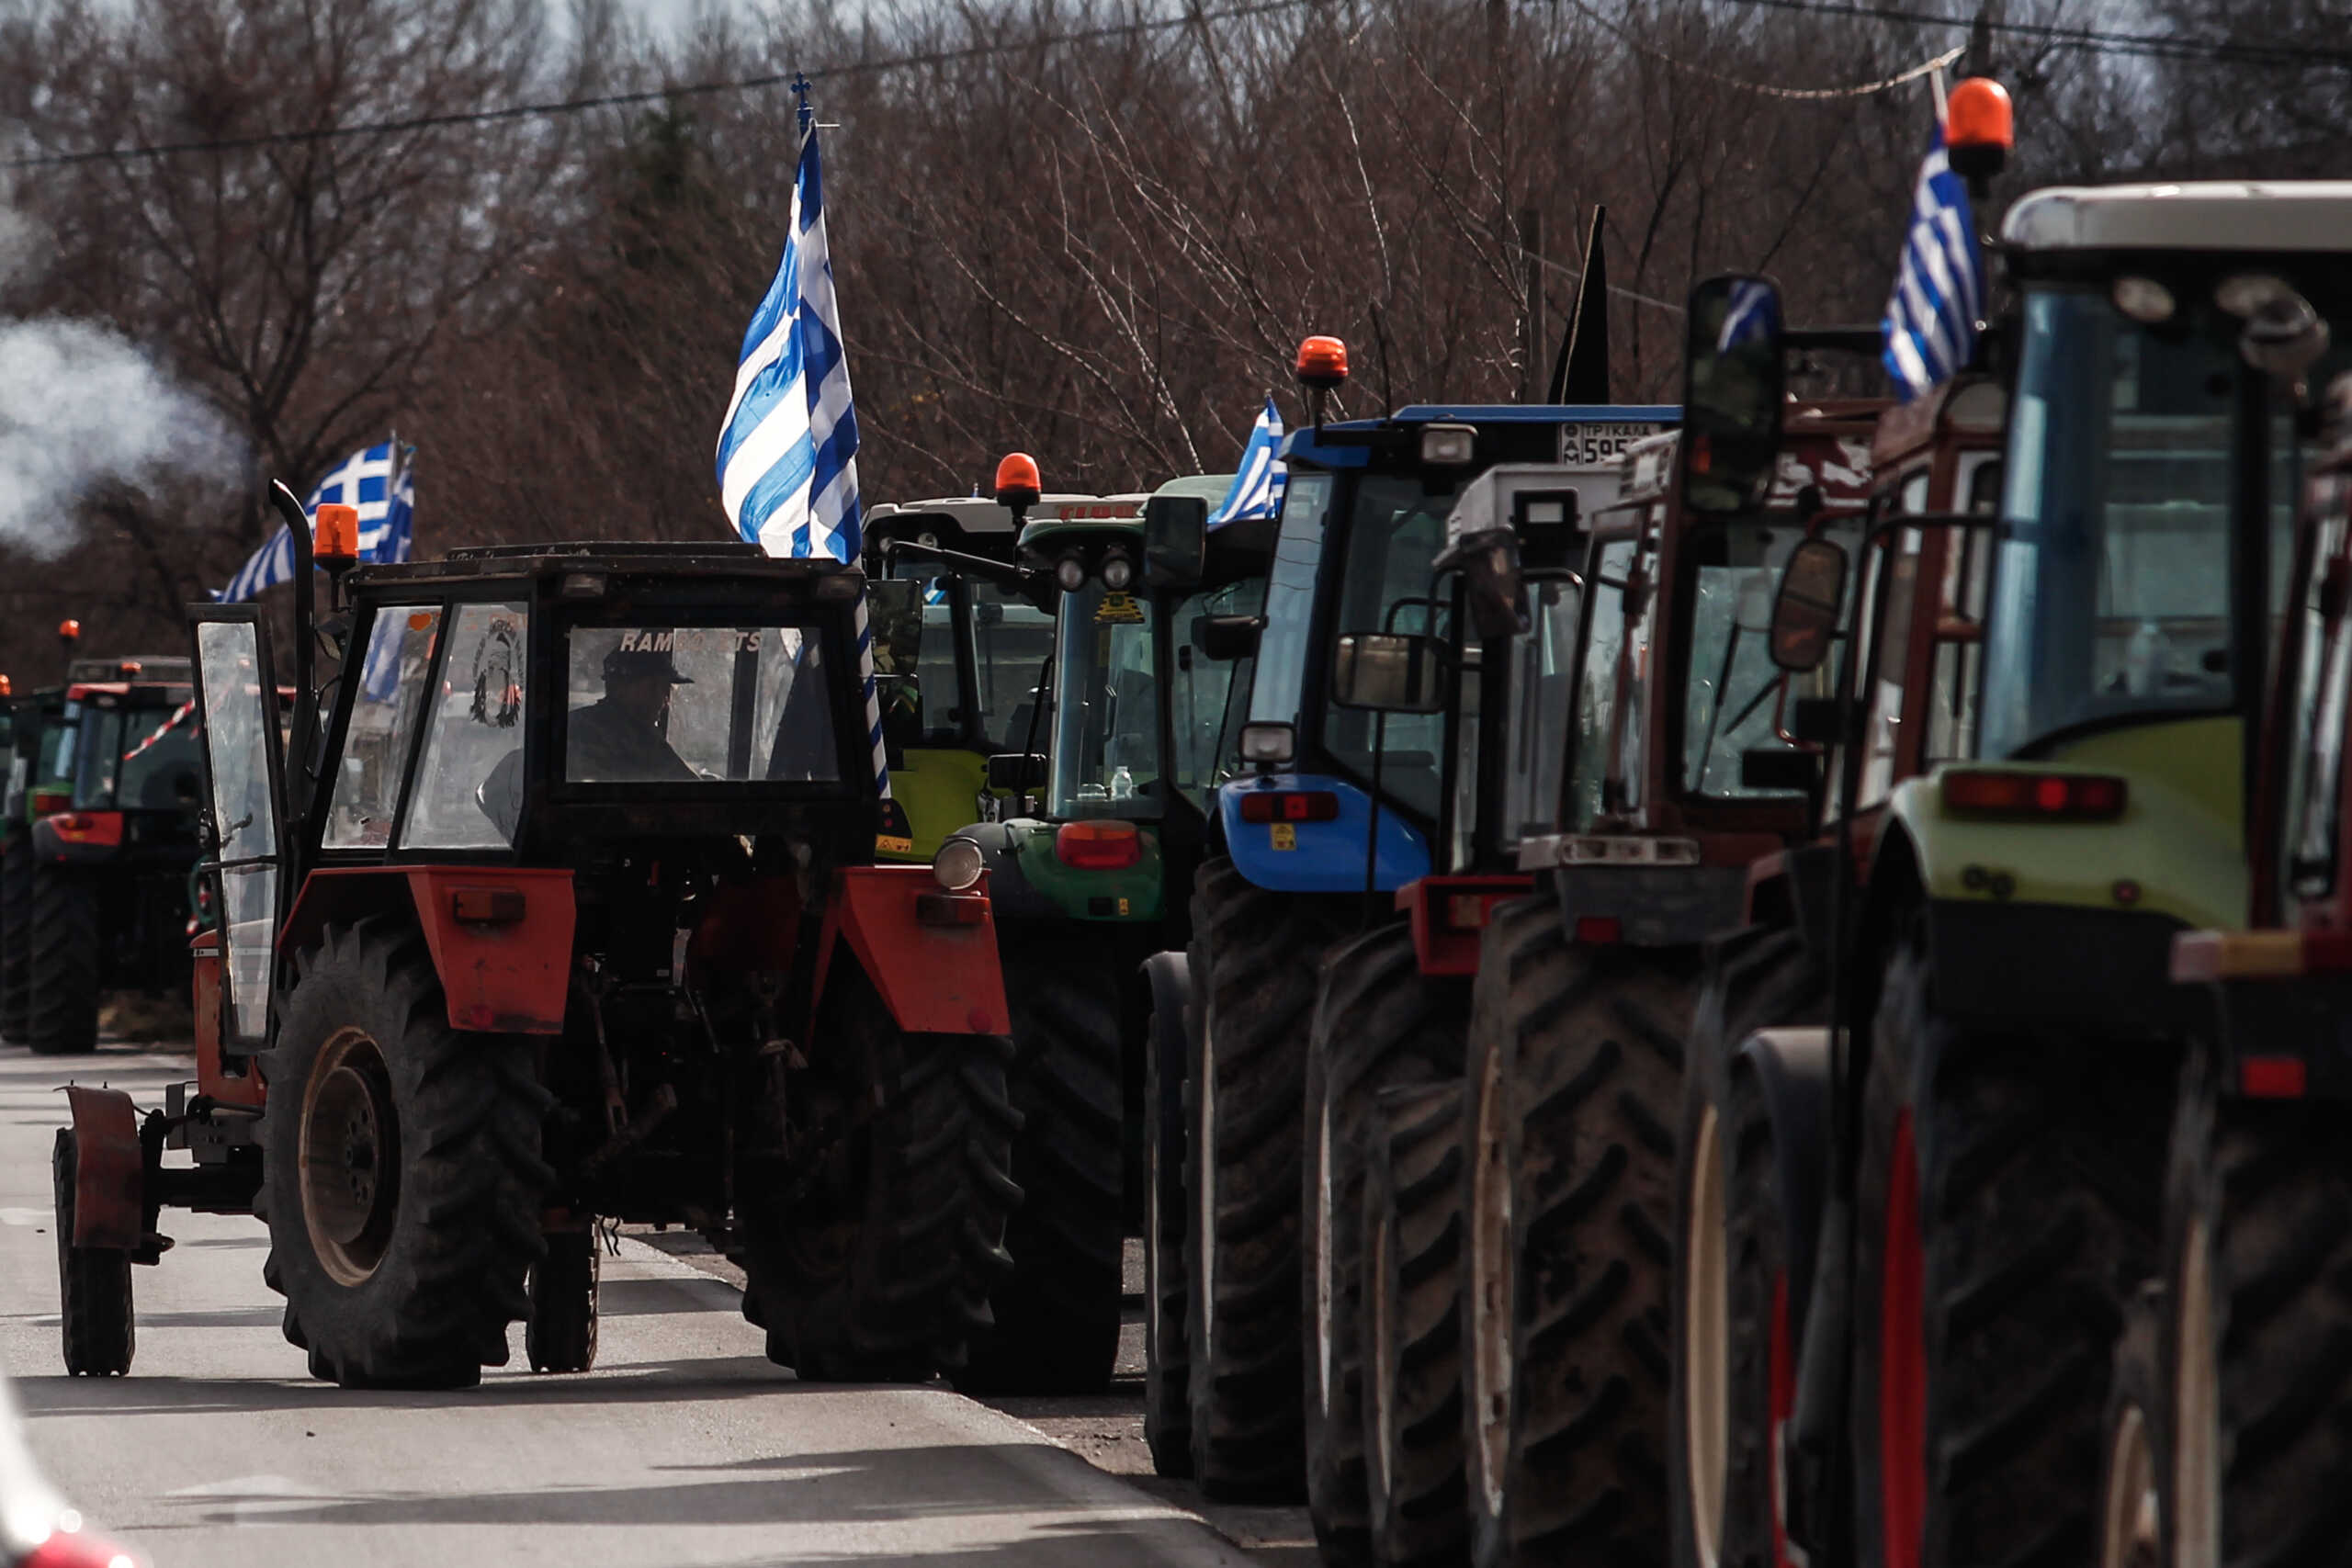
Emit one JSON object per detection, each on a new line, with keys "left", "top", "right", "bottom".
{"left": 51, "top": 491, "right": 1019, "bottom": 1389}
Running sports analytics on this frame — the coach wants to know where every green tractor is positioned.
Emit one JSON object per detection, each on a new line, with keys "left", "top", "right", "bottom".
{"left": 932, "top": 471, "right": 1275, "bottom": 1395}
{"left": 862, "top": 488, "right": 1135, "bottom": 863}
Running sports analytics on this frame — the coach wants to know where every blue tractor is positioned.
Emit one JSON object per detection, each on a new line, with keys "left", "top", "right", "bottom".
{"left": 1148, "top": 328, "right": 1674, "bottom": 1506}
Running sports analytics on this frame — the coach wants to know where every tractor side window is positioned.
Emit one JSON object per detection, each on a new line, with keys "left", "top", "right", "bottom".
{"left": 865, "top": 578, "right": 941, "bottom": 749}
{"left": 1050, "top": 585, "right": 1161, "bottom": 818}
{"left": 972, "top": 582, "right": 1057, "bottom": 754}
{"left": 1502, "top": 578, "right": 1582, "bottom": 841}
{"left": 1168, "top": 577, "right": 1266, "bottom": 807}
{"left": 1569, "top": 537, "right": 1637, "bottom": 829}
{"left": 562, "top": 624, "right": 842, "bottom": 784}
{"left": 326, "top": 605, "right": 442, "bottom": 850}
{"left": 2288, "top": 496, "right": 2352, "bottom": 901}
{"left": 71, "top": 706, "right": 126, "bottom": 807}
{"left": 114, "top": 700, "right": 203, "bottom": 813}
{"left": 403, "top": 602, "right": 528, "bottom": 851}
{"left": 1926, "top": 459, "right": 1999, "bottom": 764}
{"left": 1684, "top": 518, "right": 1855, "bottom": 799}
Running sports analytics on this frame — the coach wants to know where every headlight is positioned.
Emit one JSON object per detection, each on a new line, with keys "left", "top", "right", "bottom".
{"left": 1055, "top": 555, "right": 1088, "bottom": 592}
{"left": 1238, "top": 722, "right": 1295, "bottom": 767}
{"left": 933, "top": 837, "right": 985, "bottom": 892}
{"left": 1419, "top": 423, "right": 1476, "bottom": 467}
{"left": 1101, "top": 552, "right": 1135, "bottom": 591}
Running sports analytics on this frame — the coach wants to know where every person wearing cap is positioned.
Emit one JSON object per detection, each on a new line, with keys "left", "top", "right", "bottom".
{"left": 568, "top": 640, "right": 698, "bottom": 783}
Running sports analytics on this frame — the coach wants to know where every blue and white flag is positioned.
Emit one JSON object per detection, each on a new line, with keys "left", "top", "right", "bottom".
{"left": 1881, "top": 125, "right": 1983, "bottom": 401}
{"left": 1716, "top": 280, "right": 1782, "bottom": 353}
{"left": 1206, "top": 396, "right": 1286, "bottom": 529}
{"left": 716, "top": 100, "right": 886, "bottom": 799}
{"left": 217, "top": 441, "right": 411, "bottom": 603}
{"left": 359, "top": 456, "right": 419, "bottom": 702}
{"left": 717, "top": 119, "right": 863, "bottom": 564}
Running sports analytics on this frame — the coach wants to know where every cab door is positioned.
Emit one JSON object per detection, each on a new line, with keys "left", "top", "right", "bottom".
{"left": 189, "top": 609, "right": 288, "bottom": 1050}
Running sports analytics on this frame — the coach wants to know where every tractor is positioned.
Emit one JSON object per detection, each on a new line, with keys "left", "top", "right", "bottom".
{"left": 51, "top": 491, "right": 1020, "bottom": 1390}
{"left": 2092, "top": 338, "right": 2352, "bottom": 1568}
{"left": 1657, "top": 127, "right": 2352, "bottom": 1568}
{"left": 922, "top": 468, "right": 1273, "bottom": 1398}
{"left": 862, "top": 488, "right": 1131, "bottom": 862}
{"left": 1165, "top": 326, "right": 1675, "bottom": 1506}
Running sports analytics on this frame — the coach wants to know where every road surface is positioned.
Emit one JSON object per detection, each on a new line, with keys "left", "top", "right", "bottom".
{"left": 0, "top": 1043, "right": 1290, "bottom": 1567}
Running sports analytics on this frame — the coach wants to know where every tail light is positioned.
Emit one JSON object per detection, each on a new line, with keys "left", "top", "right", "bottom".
{"left": 50, "top": 812, "right": 123, "bottom": 848}
{"left": 1573, "top": 916, "right": 1623, "bottom": 945}
{"left": 24, "top": 1522, "right": 144, "bottom": 1568}
{"left": 28, "top": 789, "right": 70, "bottom": 817}
{"left": 1057, "top": 819, "right": 1143, "bottom": 870}
{"left": 1941, "top": 769, "right": 2128, "bottom": 821}
{"left": 2239, "top": 1056, "right": 2307, "bottom": 1099}
{"left": 1238, "top": 790, "right": 1339, "bottom": 825}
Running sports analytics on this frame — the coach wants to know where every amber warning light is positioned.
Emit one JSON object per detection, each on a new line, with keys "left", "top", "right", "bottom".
{"left": 1295, "top": 335, "right": 1349, "bottom": 392}
{"left": 1944, "top": 77, "right": 2012, "bottom": 181}
{"left": 58, "top": 618, "right": 80, "bottom": 642}
{"left": 312, "top": 502, "right": 361, "bottom": 565}
{"left": 994, "top": 452, "right": 1042, "bottom": 520}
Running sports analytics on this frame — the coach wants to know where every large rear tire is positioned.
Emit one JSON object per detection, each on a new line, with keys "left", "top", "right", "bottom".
{"left": 1363, "top": 1078, "right": 1469, "bottom": 1568}
{"left": 1305, "top": 922, "right": 1469, "bottom": 1564}
{"left": 257, "top": 918, "right": 551, "bottom": 1389}
{"left": 1670, "top": 928, "right": 1823, "bottom": 1568}
{"left": 1851, "top": 920, "right": 2168, "bottom": 1568}
{"left": 743, "top": 973, "right": 1018, "bottom": 1382}
{"left": 956, "top": 958, "right": 1125, "bottom": 1395}
{"left": 52, "top": 1129, "right": 133, "bottom": 1377}
{"left": 1185, "top": 855, "right": 1350, "bottom": 1500}
{"left": 28, "top": 863, "right": 100, "bottom": 1055}
{"left": 2155, "top": 1053, "right": 2352, "bottom": 1568}
{"left": 1462, "top": 897, "right": 1694, "bottom": 1568}
{"left": 0, "top": 836, "right": 25, "bottom": 1041}
{"left": 1145, "top": 982, "right": 1194, "bottom": 1475}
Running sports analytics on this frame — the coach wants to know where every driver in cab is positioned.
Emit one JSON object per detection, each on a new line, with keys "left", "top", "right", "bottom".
{"left": 569, "top": 638, "right": 697, "bottom": 783}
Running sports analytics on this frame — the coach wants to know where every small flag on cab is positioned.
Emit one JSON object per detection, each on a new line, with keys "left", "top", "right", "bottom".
{"left": 1206, "top": 395, "right": 1287, "bottom": 529}
{"left": 1880, "top": 105, "right": 1984, "bottom": 402}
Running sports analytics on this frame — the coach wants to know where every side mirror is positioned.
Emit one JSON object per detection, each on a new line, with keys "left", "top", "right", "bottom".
{"left": 1197, "top": 615, "right": 1263, "bottom": 662}
{"left": 1144, "top": 495, "right": 1210, "bottom": 586}
{"left": 1331, "top": 632, "right": 1448, "bottom": 713}
{"left": 987, "top": 752, "right": 1047, "bottom": 791}
{"left": 1769, "top": 538, "right": 1850, "bottom": 672}
{"left": 1680, "top": 275, "right": 1787, "bottom": 519}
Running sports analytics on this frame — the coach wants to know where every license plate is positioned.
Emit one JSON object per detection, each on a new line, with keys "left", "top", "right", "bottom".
{"left": 1560, "top": 422, "right": 1668, "bottom": 466}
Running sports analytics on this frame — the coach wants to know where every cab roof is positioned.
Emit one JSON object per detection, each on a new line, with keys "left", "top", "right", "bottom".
{"left": 356, "top": 539, "right": 858, "bottom": 589}
{"left": 2003, "top": 182, "right": 2352, "bottom": 254}
{"left": 866, "top": 494, "right": 1103, "bottom": 538}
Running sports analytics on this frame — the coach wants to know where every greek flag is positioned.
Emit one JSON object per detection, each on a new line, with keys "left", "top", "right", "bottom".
{"left": 715, "top": 100, "right": 887, "bottom": 799}
{"left": 359, "top": 457, "right": 419, "bottom": 702}
{"left": 1881, "top": 126, "right": 1982, "bottom": 401}
{"left": 1206, "top": 396, "right": 1285, "bottom": 529}
{"left": 1716, "top": 280, "right": 1781, "bottom": 352}
{"left": 216, "top": 441, "right": 410, "bottom": 602}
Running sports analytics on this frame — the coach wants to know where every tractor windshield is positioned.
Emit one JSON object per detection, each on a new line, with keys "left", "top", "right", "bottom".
{"left": 560, "top": 624, "right": 841, "bottom": 784}
{"left": 1682, "top": 516, "right": 1863, "bottom": 797}
{"left": 1500, "top": 577, "right": 1583, "bottom": 840}
{"left": 1247, "top": 468, "right": 1334, "bottom": 738}
{"left": 868, "top": 571, "right": 1057, "bottom": 758}
{"left": 71, "top": 695, "right": 202, "bottom": 811}
{"left": 1048, "top": 583, "right": 1161, "bottom": 818}
{"left": 1983, "top": 284, "right": 2329, "bottom": 758}
{"left": 1168, "top": 571, "right": 1267, "bottom": 811}
{"left": 1319, "top": 471, "right": 1460, "bottom": 822}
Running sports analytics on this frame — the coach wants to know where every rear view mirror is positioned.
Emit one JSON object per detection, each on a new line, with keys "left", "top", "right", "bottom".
{"left": 1197, "top": 615, "right": 1263, "bottom": 662}
{"left": 987, "top": 752, "right": 1047, "bottom": 791}
{"left": 1680, "top": 275, "right": 1787, "bottom": 519}
{"left": 1331, "top": 632, "right": 1447, "bottom": 713}
{"left": 1144, "top": 495, "right": 1210, "bottom": 586}
{"left": 1770, "top": 538, "right": 1849, "bottom": 671}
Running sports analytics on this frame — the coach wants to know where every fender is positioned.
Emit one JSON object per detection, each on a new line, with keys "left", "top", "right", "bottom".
{"left": 953, "top": 821, "right": 1060, "bottom": 922}
{"left": 63, "top": 1085, "right": 143, "bottom": 1250}
{"left": 812, "top": 864, "right": 1011, "bottom": 1035}
{"left": 1555, "top": 862, "right": 1747, "bottom": 949}
{"left": 1140, "top": 949, "right": 1193, "bottom": 1055}
{"left": 191, "top": 930, "right": 266, "bottom": 1108}
{"left": 1396, "top": 874, "right": 1532, "bottom": 976}
{"left": 1729, "top": 1026, "right": 1832, "bottom": 1338}
{"left": 1217, "top": 773, "right": 1430, "bottom": 895}
{"left": 282, "top": 867, "right": 578, "bottom": 1034}
{"left": 31, "top": 810, "right": 123, "bottom": 863}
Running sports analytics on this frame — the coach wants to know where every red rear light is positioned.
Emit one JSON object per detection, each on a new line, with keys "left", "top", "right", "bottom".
{"left": 29, "top": 789, "right": 70, "bottom": 817}
{"left": 24, "top": 1525, "right": 144, "bottom": 1568}
{"left": 1574, "top": 916, "right": 1622, "bottom": 944}
{"left": 1057, "top": 819, "right": 1143, "bottom": 870}
{"left": 1445, "top": 895, "right": 1493, "bottom": 930}
{"left": 2239, "top": 1056, "right": 2308, "bottom": 1099}
{"left": 1941, "top": 770, "right": 2128, "bottom": 821}
{"left": 450, "top": 886, "right": 527, "bottom": 925}
{"left": 1238, "top": 790, "right": 1340, "bottom": 824}
{"left": 51, "top": 811, "right": 123, "bottom": 847}
{"left": 916, "top": 892, "right": 990, "bottom": 926}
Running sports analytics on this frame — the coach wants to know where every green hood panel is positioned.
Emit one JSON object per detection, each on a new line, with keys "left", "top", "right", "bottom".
{"left": 1002, "top": 817, "right": 1165, "bottom": 921}
{"left": 1891, "top": 716, "right": 2248, "bottom": 932}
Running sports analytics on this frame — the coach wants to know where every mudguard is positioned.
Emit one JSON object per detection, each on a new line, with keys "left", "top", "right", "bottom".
{"left": 63, "top": 1086, "right": 143, "bottom": 1250}
{"left": 282, "top": 867, "right": 578, "bottom": 1034}
{"left": 1396, "top": 874, "right": 1532, "bottom": 976}
{"left": 1140, "top": 949, "right": 1192, "bottom": 1054}
{"left": 814, "top": 864, "right": 1012, "bottom": 1035}
{"left": 1555, "top": 862, "right": 1747, "bottom": 949}
{"left": 1217, "top": 773, "right": 1430, "bottom": 895}
{"left": 952, "top": 821, "right": 1063, "bottom": 923}
{"left": 1730, "top": 1026, "right": 1832, "bottom": 1339}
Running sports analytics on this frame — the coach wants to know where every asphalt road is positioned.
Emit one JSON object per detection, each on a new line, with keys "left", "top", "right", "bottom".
{"left": 0, "top": 1043, "right": 1278, "bottom": 1568}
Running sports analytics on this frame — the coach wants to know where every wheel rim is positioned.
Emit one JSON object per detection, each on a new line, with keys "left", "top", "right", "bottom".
{"left": 1685, "top": 1103, "right": 1731, "bottom": 1568}
{"left": 1470, "top": 1036, "right": 1516, "bottom": 1518}
{"left": 1367, "top": 1202, "right": 1396, "bottom": 1511}
{"left": 1315, "top": 1094, "right": 1337, "bottom": 1414}
{"left": 2102, "top": 1397, "right": 2161, "bottom": 1568}
{"left": 300, "top": 1027, "right": 401, "bottom": 1287}
{"left": 1195, "top": 1009, "right": 1218, "bottom": 1374}
{"left": 2175, "top": 1208, "right": 2220, "bottom": 1568}
{"left": 1880, "top": 1108, "right": 1928, "bottom": 1568}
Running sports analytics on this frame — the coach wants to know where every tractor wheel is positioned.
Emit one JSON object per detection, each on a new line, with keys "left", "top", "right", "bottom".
{"left": 955, "top": 959, "right": 1125, "bottom": 1395}
{"left": 1305, "top": 922, "right": 1469, "bottom": 1564}
{"left": 2154, "top": 1054, "right": 2352, "bottom": 1568}
{"left": 52, "top": 1129, "right": 133, "bottom": 1377}
{"left": 1461, "top": 897, "right": 1694, "bottom": 1568}
{"left": 1145, "top": 983, "right": 1194, "bottom": 1476}
{"left": 743, "top": 973, "right": 1018, "bottom": 1382}
{"left": 256, "top": 918, "right": 552, "bottom": 1389}
{"left": 1670, "top": 928, "right": 1823, "bottom": 1568}
{"left": 0, "top": 836, "right": 26, "bottom": 1041}
{"left": 1851, "top": 919, "right": 2168, "bottom": 1568}
{"left": 1185, "top": 855, "right": 1351, "bottom": 1500}
{"left": 1363, "top": 1079, "right": 1469, "bottom": 1568}
{"left": 27, "top": 863, "right": 100, "bottom": 1055}
{"left": 2096, "top": 1286, "right": 2164, "bottom": 1568}
{"left": 526, "top": 1228, "right": 600, "bottom": 1374}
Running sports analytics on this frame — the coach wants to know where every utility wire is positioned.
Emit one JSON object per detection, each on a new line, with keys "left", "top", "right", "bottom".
{"left": 2, "top": 0, "right": 1316, "bottom": 171}
{"left": 1567, "top": 0, "right": 1967, "bottom": 98}
{"left": 1714, "top": 0, "right": 2352, "bottom": 70}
